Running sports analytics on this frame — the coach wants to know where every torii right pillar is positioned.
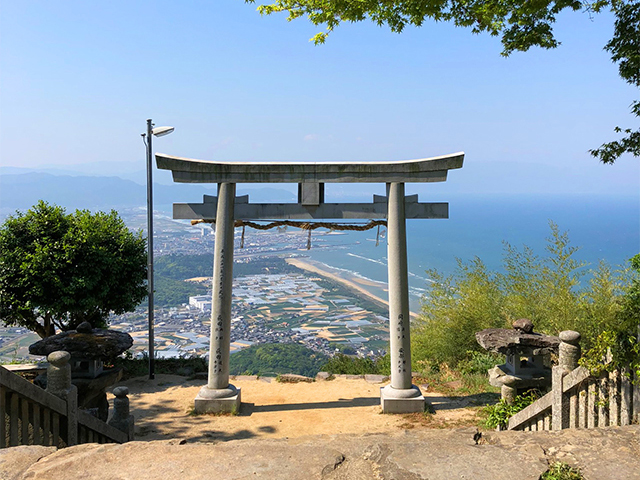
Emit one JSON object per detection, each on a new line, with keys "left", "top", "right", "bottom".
{"left": 380, "top": 182, "right": 425, "bottom": 413}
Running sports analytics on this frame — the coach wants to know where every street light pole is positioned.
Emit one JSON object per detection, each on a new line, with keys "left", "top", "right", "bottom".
{"left": 145, "top": 119, "right": 155, "bottom": 380}
{"left": 142, "top": 119, "right": 174, "bottom": 380}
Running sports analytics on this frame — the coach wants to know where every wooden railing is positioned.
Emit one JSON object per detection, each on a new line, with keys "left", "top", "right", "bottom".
{"left": 1, "top": 353, "right": 133, "bottom": 448}
{"left": 507, "top": 332, "right": 639, "bottom": 431}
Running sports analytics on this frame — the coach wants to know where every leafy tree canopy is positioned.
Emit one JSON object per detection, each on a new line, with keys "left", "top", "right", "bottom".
{"left": 229, "top": 342, "right": 328, "bottom": 377}
{"left": 0, "top": 201, "right": 147, "bottom": 338}
{"left": 249, "top": 0, "right": 639, "bottom": 163}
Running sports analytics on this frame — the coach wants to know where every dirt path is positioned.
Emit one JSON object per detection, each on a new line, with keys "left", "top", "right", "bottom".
{"left": 111, "top": 374, "right": 493, "bottom": 442}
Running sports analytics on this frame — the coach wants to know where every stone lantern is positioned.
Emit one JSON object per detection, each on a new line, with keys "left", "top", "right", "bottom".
{"left": 29, "top": 321, "right": 133, "bottom": 421}
{"left": 475, "top": 319, "right": 560, "bottom": 404}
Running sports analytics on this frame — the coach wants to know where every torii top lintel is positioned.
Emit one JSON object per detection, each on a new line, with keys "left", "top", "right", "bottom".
{"left": 155, "top": 152, "right": 464, "bottom": 184}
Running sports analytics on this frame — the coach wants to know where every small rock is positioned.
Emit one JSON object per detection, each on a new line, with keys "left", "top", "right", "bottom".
{"left": 512, "top": 318, "right": 534, "bottom": 333}
{"left": 277, "top": 374, "right": 313, "bottom": 383}
{"left": 76, "top": 322, "right": 93, "bottom": 334}
{"left": 559, "top": 330, "right": 581, "bottom": 344}
{"left": 364, "top": 374, "right": 389, "bottom": 384}
{"left": 316, "top": 372, "right": 333, "bottom": 381}
{"left": 176, "top": 367, "right": 195, "bottom": 377}
{"left": 233, "top": 375, "right": 258, "bottom": 381}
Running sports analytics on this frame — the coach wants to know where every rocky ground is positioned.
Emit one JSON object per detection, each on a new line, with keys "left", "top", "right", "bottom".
{"left": 4, "top": 426, "right": 639, "bottom": 480}
{"left": 115, "top": 374, "right": 488, "bottom": 441}
{"left": 2, "top": 375, "right": 639, "bottom": 479}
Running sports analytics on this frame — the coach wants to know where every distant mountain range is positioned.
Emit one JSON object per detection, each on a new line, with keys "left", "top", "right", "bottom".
{"left": 0, "top": 171, "right": 298, "bottom": 216}
{"left": 1, "top": 157, "right": 636, "bottom": 217}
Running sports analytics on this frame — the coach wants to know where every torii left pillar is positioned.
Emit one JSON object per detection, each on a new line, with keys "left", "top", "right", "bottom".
{"left": 194, "top": 182, "right": 241, "bottom": 413}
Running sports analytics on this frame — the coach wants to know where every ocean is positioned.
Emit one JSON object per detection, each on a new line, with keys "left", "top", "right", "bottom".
{"left": 300, "top": 194, "right": 640, "bottom": 313}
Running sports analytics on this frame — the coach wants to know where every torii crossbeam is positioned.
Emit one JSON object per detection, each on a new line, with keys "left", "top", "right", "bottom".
{"left": 157, "top": 152, "right": 464, "bottom": 413}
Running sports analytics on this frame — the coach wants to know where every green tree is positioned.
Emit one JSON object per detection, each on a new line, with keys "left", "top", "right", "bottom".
{"left": 229, "top": 343, "right": 329, "bottom": 376}
{"left": 0, "top": 201, "right": 147, "bottom": 338}
{"left": 249, "top": 0, "right": 639, "bottom": 163}
{"left": 589, "top": 1, "right": 640, "bottom": 164}
{"left": 580, "top": 254, "right": 640, "bottom": 377}
{"left": 415, "top": 257, "right": 506, "bottom": 366}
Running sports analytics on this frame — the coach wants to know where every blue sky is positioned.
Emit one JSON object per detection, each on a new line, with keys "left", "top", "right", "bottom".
{"left": 1, "top": 0, "right": 638, "bottom": 197}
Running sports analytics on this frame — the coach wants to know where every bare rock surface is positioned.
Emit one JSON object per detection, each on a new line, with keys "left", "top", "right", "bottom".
{"left": 8, "top": 426, "right": 639, "bottom": 480}
{"left": 512, "top": 318, "right": 534, "bottom": 334}
{"left": 0, "top": 445, "right": 56, "bottom": 480}
{"left": 476, "top": 328, "right": 560, "bottom": 355}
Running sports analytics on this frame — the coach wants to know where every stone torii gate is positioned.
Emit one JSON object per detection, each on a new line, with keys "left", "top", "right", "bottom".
{"left": 156, "top": 153, "right": 464, "bottom": 414}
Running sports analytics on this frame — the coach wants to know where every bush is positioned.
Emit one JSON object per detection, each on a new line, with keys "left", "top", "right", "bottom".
{"left": 580, "top": 254, "right": 640, "bottom": 378}
{"left": 413, "top": 223, "right": 635, "bottom": 369}
{"left": 321, "top": 353, "right": 390, "bottom": 375}
{"left": 113, "top": 354, "right": 208, "bottom": 380}
{"left": 540, "top": 462, "right": 583, "bottom": 480}
{"left": 457, "top": 351, "right": 502, "bottom": 376}
{"left": 483, "top": 390, "right": 540, "bottom": 430}
{"left": 229, "top": 343, "right": 328, "bottom": 377}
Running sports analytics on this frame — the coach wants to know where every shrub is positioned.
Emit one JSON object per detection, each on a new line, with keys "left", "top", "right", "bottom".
{"left": 540, "top": 462, "right": 583, "bottom": 480}
{"left": 483, "top": 390, "right": 540, "bottom": 430}
{"left": 457, "top": 351, "right": 502, "bottom": 376}
{"left": 321, "top": 353, "right": 390, "bottom": 375}
{"left": 229, "top": 343, "right": 328, "bottom": 377}
{"left": 113, "top": 354, "right": 208, "bottom": 380}
{"left": 413, "top": 223, "right": 634, "bottom": 370}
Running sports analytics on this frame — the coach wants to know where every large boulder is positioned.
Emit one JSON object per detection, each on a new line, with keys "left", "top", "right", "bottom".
{"left": 29, "top": 323, "right": 133, "bottom": 360}
{"left": 475, "top": 329, "right": 559, "bottom": 355}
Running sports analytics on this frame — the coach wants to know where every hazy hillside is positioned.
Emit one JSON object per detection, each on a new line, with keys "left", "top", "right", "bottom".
{"left": 229, "top": 343, "right": 329, "bottom": 377}
{"left": 0, "top": 172, "right": 297, "bottom": 216}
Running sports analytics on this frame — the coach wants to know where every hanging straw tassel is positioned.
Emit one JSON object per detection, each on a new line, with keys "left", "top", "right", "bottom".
{"left": 240, "top": 225, "right": 245, "bottom": 248}
{"left": 306, "top": 229, "right": 312, "bottom": 250}
{"left": 375, "top": 225, "right": 380, "bottom": 247}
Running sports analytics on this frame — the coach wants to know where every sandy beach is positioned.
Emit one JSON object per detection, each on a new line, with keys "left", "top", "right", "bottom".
{"left": 286, "top": 258, "right": 419, "bottom": 320}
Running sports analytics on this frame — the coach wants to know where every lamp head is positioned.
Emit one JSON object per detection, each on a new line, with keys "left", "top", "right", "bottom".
{"left": 152, "top": 126, "right": 174, "bottom": 137}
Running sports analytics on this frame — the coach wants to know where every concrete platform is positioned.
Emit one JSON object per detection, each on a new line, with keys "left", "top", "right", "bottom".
{"left": 194, "top": 388, "right": 241, "bottom": 414}
{"left": 380, "top": 386, "right": 425, "bottom": 413}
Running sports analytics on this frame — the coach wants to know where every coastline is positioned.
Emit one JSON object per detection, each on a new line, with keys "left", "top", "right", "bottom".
{"left": 286, "top": 257, "right": 419, "bottom": 320}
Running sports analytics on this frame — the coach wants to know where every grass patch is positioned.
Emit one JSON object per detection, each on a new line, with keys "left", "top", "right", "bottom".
{"left": 412, "top": 360, "right": 500, "bottom": 397}
{"left": 482, "top": 390, "right": 540, "bottom": 430}
{"left": 540, "top": 462, "right": 583, "bottom": 480}
{"left": 398, "top": 407, "right": 479, "bottom": 430}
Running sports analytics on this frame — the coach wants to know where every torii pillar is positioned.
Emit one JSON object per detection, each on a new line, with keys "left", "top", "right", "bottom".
{"left": 380, "top": 182, "right": 423, "bottom": 411}
{"left": 157, "top": 153, "right": 464, "bottom": 414}
{"left": 194, "top": 182, "right": 240, "bottom": 413}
